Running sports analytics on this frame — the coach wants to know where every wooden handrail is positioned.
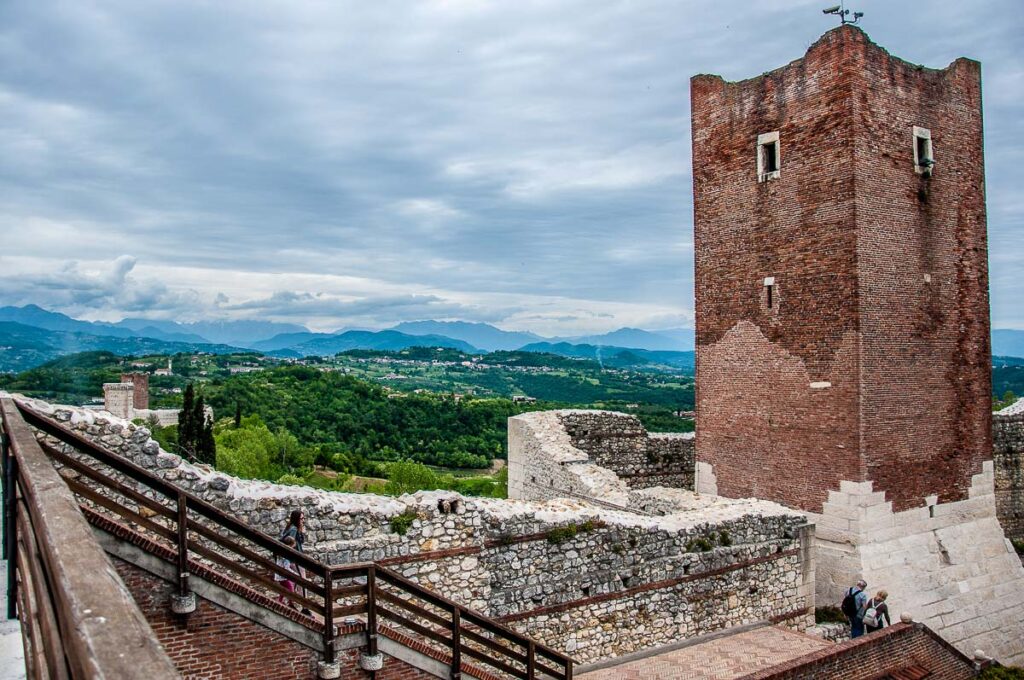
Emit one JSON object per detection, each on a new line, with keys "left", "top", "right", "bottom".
{"left": 14, "top": 399, "right": 574, "bottom": 679}
{"left": 0, "top": 398, "right": 180, "bottom": 679}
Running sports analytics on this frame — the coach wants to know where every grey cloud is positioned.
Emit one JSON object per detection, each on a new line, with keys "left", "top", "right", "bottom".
{"left": 1, "top": 0, "right": 1021, "bottom": 332}
{"left": 222, "top": 290, "right": 518, "bottom": 328}
{"left": 0, "top": 255, "right": 200, "bottom": 316}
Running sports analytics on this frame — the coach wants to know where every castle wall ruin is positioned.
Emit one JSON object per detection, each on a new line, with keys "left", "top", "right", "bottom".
{"left": 20, "top": 397, "right": 811, "bottom": 665}
{"left": 994, "top": 410, "right": 1024, "bottom": 541}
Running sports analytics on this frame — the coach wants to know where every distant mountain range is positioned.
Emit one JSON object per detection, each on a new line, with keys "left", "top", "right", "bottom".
{"left": 261, "top": 330, "right": 480, "bottom": 357}
{"left": 0, "top": 305, "right": 308, "bottom": 346}
{"left": 0, "top": 304, "right": 1020, "bottom": 374}
{"left": 390, "top": 321, "right": 542, "bottom": 352}
{"left": 0, "top": 321, "right": 245, "bottom": 373}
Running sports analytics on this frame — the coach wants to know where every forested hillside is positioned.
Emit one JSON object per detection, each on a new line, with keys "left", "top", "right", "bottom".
{"left": 205, "top": 365, "right": 538, "bottom": 468}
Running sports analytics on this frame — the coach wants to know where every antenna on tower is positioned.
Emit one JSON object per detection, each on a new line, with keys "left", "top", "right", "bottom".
{"left": 822, "top": 1, "right": 863, "bottom": 25}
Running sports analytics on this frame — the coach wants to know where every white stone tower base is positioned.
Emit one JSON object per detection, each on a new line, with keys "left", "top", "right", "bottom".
{"left": 810, "top": 461, "right": 1024, "bottom": 665}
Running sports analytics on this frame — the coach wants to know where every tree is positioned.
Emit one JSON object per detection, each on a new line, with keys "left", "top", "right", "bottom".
{"left": 234, "top": 400, "right": 242, "bottom": 428}
{"left": 177, "top": 384, "right": 216, "bottom": 464}
{"left": 383, "top": 460, "right": 441, "bottom": 496}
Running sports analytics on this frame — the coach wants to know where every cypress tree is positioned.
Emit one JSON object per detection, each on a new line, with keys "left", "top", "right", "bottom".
{"left": 198, "top": 412, "right": 216, "bottom": 465}
{"left": 178, "top": 384, "right": 196, "bottom": 459}
{"left": 234, "top": 400, "right": 242, "bottom": 429}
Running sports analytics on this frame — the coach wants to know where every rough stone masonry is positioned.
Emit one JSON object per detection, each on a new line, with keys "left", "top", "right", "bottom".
{"left": 15, "top": 395, "right": 813, "bottom": 665}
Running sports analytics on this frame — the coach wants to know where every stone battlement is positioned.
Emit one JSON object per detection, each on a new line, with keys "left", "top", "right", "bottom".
{"left": 10, "top": 394, "right": 813, "bottom": 664}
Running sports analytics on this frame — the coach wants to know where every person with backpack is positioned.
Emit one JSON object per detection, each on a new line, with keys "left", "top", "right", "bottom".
{"left": 841, "top": 579, "right": 869, "bottom": 638}
{"left": 860, "top": 590, "right": 890, "bottom": 633}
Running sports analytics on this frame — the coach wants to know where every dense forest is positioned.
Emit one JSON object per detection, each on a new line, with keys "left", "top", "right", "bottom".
{"left": 203, "top": 365, "right": 541, "bottom": 469}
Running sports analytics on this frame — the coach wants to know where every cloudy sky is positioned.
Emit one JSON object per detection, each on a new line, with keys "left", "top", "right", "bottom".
{"left": 1, "top": 0, "right": 1021, "bottom": 334}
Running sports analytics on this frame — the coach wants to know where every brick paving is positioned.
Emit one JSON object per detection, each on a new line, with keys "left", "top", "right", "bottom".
{"left": 578, "top": 626, "right": 832, "bottom": 680}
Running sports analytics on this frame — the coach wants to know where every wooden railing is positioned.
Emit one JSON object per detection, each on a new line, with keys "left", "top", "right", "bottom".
{"left": 13, "top": 400, "right": 574, "bottom": 680}
{"left": 1, "top": 398, "right": 181, "bottom": 679}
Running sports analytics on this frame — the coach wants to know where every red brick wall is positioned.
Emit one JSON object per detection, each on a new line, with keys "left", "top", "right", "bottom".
{"left": 112, "top": 557, "right": 435, "bottom": 680}
{"left": 851, "top": 37, "right": 990, "bottom": 509}
{"left": 744, "top": 623, "right": 976, "bottom": 680}
{"left": 692, "top": 26, "right": 990, "bottom": 512}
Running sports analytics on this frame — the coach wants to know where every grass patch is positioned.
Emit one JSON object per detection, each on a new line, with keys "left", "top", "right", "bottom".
{"left": 546, "top": 525, "right": 578, "bottom": 544}
{"left": 389, "top": 510, "right": 418, "bottom": 536}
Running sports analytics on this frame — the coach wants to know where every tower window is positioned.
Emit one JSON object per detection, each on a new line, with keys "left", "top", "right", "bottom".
{"left": 757, "top": 131, "right": 781, "bottom": 182}
{"left": 913, "top": 126, "right": 933, "bottom": 175}
{"left": 764, "top": 276, "right": 777, "bottom": 311}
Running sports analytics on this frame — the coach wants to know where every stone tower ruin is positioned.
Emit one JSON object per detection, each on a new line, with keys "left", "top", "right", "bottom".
{"left": 691, "top": 25, "right": 990, "bottom": 515}
{"left": 691, "top": 26, "right": 1023, "bottom": 664}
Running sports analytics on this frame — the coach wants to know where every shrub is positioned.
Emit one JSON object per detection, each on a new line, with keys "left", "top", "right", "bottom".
{"left": 546, "top": 525, "right": 578, "bottom": 544}
{"left": 1011, "top": 539, "right": 1024, "bottom": 556}
{"left": 718, "top": 531, "right": 732, "bottom": 547}
{"left": 389, "top": 511, "right": 418, "bottom": 536}
{"left": 815, "top": 606, "right": 847, "bottom": 624}
{"left": 686, "top": 537, "right": 713, "bottom": 552}
{"left": 979, "top": 667, "right": 1024, "bottom": 680}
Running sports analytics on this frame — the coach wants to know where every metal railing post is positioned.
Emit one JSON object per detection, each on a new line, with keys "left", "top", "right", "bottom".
{"left": 323, "top": 568, "right": 336, "bottom": 664}
{"left": 3, "top": 432, "right": 16, "bottom": 620}
{"left": 450, "top": 606, "right": 461, "bottom": 680}
{"left": 365, "top": 566, "right": 378, "bottom": 658}
{"left": 527, "top": 639, "right": 536, "bottom": 680}
{"left": 176, "top": 492, "right": 189, "bottom": 597}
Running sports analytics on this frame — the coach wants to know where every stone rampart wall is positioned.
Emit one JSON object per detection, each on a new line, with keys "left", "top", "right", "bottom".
{"left": 994, "top": 412, "right": 1024, "bottom": 541}
{"left": 508, "top": 410, "right": 696, "bottom": 513}
{"left": 17, "top": 397, "right": 811, "bottom": 664}
{"left": 558, "top": 411, "right": 695, "bottom": 490}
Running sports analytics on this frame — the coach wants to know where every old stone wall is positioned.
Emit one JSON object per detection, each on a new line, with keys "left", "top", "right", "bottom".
{"left": 19, "top": 397, "right": 812, "bottom": 665}
{"left": 994, "top": 412, "right": 1024, "bottom": 541}
{"left": 557, "top": 411, "right": 694, "bottom": 490}
{"left": 508, "top": 410, "right": 696, "bottom": 512}
{"left": 810, "top": 463, "right": 1024, "bottom": 665}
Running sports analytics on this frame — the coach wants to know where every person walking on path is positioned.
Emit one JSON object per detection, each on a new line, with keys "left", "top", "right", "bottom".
{"left": 841, "top": 579, "right": 869, "bottom": 638}
{"left": 274, "top": 535, "right": 299, "bottom": 609}
{"left": 281, "top": 510, "right": 311, "bottom": 614}
{"left": 861, "top": 590, "right": 891, "bottom": 633}
{"left": 281, "top": 510, "right": 306, "bottom": 552}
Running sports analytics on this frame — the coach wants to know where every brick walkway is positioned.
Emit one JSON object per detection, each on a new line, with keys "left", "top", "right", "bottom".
{"left": 578, "top": 626, "right": 831, "bottom": 680}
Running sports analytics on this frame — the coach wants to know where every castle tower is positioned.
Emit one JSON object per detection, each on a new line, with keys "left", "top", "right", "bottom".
{"left": 692, "top": 25, "right": 989, "bottom": 513}
{"left": 692, "top": 27, "right": 1023, "bottom": 663}
{"left": 121, "top": 372, "right": 150, "bottom": 410}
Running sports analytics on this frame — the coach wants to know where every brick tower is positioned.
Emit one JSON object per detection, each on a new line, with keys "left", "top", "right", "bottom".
{"left": 692, "top": 27, "right": 1024, "bottom": 663}
{"left": 691, "top": 26, "right": 990, "bottom": 515}
{"left": 121, "top": 372, "right": 150, "bottom": 410}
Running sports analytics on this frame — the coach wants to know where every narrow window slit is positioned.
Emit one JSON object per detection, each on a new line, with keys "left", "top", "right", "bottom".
{"left": 764, "top": 141, "right": 779, "bottom": 173}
